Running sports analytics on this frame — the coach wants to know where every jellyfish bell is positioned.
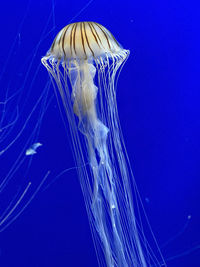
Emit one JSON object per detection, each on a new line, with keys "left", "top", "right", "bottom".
{"left": 45, "top": 21, "right": 124, "bottom": 60}
{"left": 42, "top": 22, "right": 128, "bottom": 124}
{"left": 42, "top": 22, "right": 165, "bottom": 267}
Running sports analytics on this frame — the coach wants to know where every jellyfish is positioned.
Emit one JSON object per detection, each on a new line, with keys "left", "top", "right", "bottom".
{"left": 41, "top": 22, "right": 165, "bottom": 267}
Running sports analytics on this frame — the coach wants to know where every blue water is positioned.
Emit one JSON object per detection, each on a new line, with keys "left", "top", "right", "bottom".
{"left": 0, "top": 0, "right": 199, "bottom": 266}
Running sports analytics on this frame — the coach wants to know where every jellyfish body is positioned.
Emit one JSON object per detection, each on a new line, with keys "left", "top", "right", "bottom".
{"left": 42, "top": 22, "right": 164, "bottom": 267}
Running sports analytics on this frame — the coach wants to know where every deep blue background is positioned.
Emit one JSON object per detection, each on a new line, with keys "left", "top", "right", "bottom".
{"left": 0, "top": 0, "right": 199, "bottom": 266}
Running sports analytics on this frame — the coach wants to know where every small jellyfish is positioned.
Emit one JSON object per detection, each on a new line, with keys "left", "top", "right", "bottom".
{"left": 25, "top": 142, "right": 42, "bottom": 156}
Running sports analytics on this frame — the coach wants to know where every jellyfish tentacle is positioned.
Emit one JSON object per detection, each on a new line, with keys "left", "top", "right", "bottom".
{"left": 69, "top": 59, "right": 129, "bottom": 266}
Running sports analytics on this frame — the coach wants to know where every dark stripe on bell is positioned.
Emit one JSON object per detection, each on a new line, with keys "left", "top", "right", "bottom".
{"left": 83, "top": 22, "right": 94, "bottom": 57}
{"left": 73, "top": 23, "right": 78, "bottom": 56}
{"left": 70, "top": 23, "right": 76, "bottom": 57}
{"left": 90, "top": 23, "right": 104, "bottom": 47}
{"left": 80, "top": 22, "right": 87, "bottom": 59}
{"left": 94, "top": 22, "right": 111, "bottom": 49}
{"left": 88, "top": 22, "right": 100, "bottom": 48}
{"left": 61, "top": 25, "right": 71, "bottom": 58}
